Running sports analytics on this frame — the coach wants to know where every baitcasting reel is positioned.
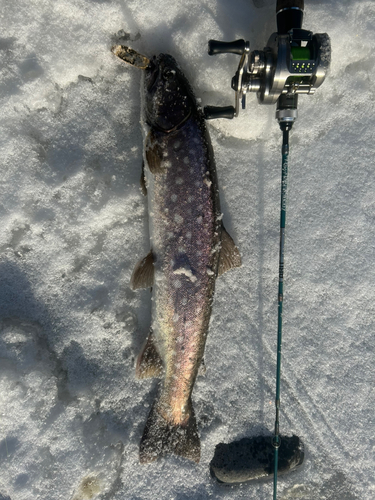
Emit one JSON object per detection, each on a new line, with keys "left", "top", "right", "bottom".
{"left": 204, "top": 0, "right": 331, "bottom": 124}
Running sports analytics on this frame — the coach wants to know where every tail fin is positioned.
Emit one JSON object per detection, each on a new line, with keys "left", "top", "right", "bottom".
{"left": 139, "top": 400, "right": 200, "bottom": 464}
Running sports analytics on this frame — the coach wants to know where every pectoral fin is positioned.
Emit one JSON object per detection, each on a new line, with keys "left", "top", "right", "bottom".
{"left": 145, "top": 132, "right": 165, "bottom": 174}
{"left": 130, "top": 250, "right": 154, "bottom": 289}
{"left": 218, "top": 226, "right": 241, "bottom": 276}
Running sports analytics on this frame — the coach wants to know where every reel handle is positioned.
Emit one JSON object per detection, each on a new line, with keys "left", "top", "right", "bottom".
{"left": 208, "top": 39, "right": 246, "bottom": 56}
{"left": 205, "top": 40, "right": 248, "bottom": 119}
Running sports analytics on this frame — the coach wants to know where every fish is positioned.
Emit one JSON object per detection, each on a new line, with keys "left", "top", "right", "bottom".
{"left": 112, "top": 46, "right": 241, "bottom": 464}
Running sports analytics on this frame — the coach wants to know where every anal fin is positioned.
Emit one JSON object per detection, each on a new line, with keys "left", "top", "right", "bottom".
{"left": 130, "top": 250, "right": 154, "bottom": 290}
{"left": 136, "top": 330, "right": 163, "bottom": 379}
{"left": 218, "top": 225, "right": 241, "bottom": 276}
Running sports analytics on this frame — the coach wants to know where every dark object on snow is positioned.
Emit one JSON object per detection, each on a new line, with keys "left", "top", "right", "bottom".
{"left": 210, "top": 435, "right": 304, "bottom": 484}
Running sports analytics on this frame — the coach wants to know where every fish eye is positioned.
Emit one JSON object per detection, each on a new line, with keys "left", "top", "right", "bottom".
{"left": 163, "top": 68, "right": 176, "bottom": 80}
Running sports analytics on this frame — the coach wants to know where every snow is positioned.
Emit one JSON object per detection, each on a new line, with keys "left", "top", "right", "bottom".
{"left": 0, "top": 0, "right": 374, "bottom": 499}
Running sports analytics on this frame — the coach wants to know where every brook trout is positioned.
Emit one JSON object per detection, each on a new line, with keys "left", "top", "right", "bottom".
{"left": 113, "top": 46, "right": 241, "bottom": 463}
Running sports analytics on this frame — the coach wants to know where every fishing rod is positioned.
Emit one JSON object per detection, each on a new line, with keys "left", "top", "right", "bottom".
{"left": 205, "top": 0, "right": 331, "bottom": 496}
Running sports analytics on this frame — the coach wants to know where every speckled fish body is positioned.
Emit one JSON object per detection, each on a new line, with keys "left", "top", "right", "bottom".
{"left": 144, "top": 74, "right": 221, "bottom": 427}
{"left": 129, "top": 53, "right": 241, "bottom": 464}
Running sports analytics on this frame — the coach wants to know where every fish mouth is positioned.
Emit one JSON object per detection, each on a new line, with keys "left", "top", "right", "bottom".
{"left": 146, "top": 59, "right": 159, "bottom": 91}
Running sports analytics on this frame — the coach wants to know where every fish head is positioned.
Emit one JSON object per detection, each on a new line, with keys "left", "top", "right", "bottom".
{"left": 144, "top": 54, "right": 195, "bottom": 132}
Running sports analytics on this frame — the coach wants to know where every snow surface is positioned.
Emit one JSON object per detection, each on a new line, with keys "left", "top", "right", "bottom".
{"left": 1, "top": 0, "right": 374, "bottom": 499}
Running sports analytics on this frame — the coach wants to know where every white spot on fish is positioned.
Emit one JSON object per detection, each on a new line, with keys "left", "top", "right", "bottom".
{"left": 174, "top": 141, "right": 181, "bottom": 149}
{"left": 181, "top": 297, "right": 188, "bottom": 305}
{"left": 174, "top": 280, "right": 182, "bottom": 289}
{"left": 183, "top": 157, "right": 189, "bottom": 165}
{"left": 187, "top": 196, "right": 194, "bottom": 203}
{"left": 204, "top": 178, "right": 212, "bottom": 188}
{"left": 216, "top": 213, "right": 224, "bottom": 221}
{"left": 176, "top": 177, "right": 183, "bottom": 185}
{"left": 174, "top": 214, "right": 183, "bottom": 224}
{"left": 186, "top": 231, "right": 192, "bottom": 239}
{"left": 167, "top": 232, "right": 174, "bottom": 239}
{"left": 195, "top": 181, "right": 201, "bottom": 187}
{"left": 173, "top": 267, "right": 197, "bottom": 283}
{"left": 207, "top": 267, "right": 214, "bottom": 276}
{"left": 173, "top": 314, "right": 179, "bottom": 322}
{"left": 197, "top": 216, "right": 203, "bottom": 224}
{"left": 171, "top": 194, "right": 178, "bottom": 202}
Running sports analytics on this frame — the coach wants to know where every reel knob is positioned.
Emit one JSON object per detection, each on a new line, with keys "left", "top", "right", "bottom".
{"left": 208, "top": 39, "right": 246, "bottom": 56}
{"left": 204, "top": 105, "right": 235, "bottom": 120}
